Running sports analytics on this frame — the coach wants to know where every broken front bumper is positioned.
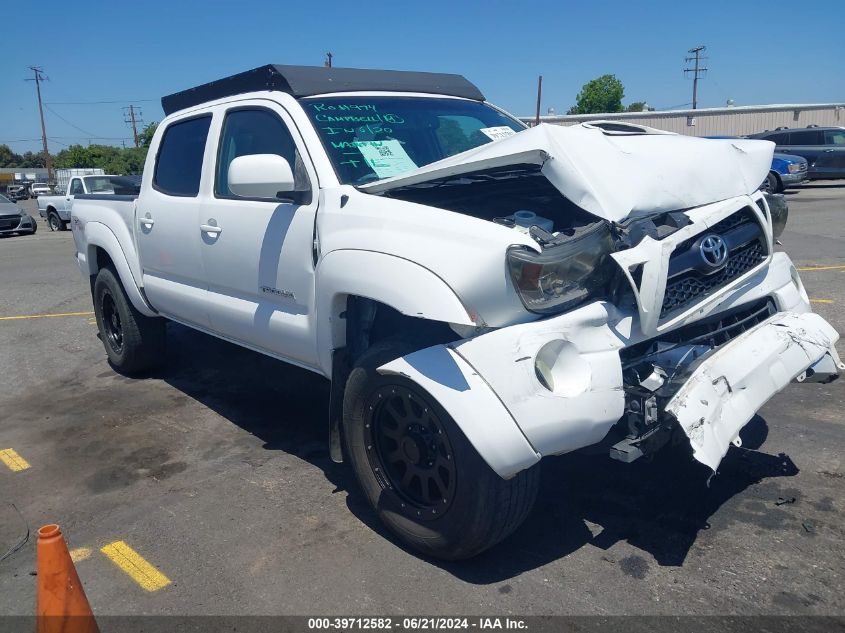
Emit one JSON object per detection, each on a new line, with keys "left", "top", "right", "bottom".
{"left": 379, "top": 252, "right": 841, "bottom": 478}
{"left": 665, "top": 311, "right": 841, "bottom": 471}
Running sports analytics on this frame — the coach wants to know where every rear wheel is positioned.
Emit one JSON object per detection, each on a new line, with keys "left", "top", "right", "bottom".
{"left": 343, "top": 341, "right": 539, "bottom": 560}
{"left": 93, "top": 266, "right": 166, "bottom": 374}
{"left": 47, "top": 212, "right": 64, "bottom": 232}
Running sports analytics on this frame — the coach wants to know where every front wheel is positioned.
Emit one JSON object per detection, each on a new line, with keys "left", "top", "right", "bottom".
{"left": 761, "top": 172, "right": 780, "bottom": 194}
{"left": 343, "top": 341, "right": 540, "bottom": 560}
{"left": 93, "top": 266, "right": 166, "bottom": 374}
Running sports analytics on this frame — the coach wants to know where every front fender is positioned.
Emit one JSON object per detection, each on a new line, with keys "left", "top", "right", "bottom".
{"left": 378, "top": 345, "right": 540, "bottom": 479}
{"left": 82, "top": 221, "right": 156, "bottom": 317}
{"left": 315, "top": 249, "right": 476, "bottom": 375}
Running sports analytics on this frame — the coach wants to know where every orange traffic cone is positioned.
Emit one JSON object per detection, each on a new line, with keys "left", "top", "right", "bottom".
{"left": 36, "top": 524, "right": 99, "bottom": 633}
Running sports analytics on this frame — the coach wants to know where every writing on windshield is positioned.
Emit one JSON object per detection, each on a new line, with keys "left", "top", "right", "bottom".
{"left": 303, "top": 97, "right": 524, "bottom": 185}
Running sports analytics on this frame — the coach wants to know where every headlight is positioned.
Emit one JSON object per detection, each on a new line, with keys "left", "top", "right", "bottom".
{"left": 507, "top": 222, "right": 616, "bottom": 314}
{"left": 788, "top": 163, "right": 801, "bottom": 173}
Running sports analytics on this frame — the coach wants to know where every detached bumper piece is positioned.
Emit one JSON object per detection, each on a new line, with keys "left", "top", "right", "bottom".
{"left": 667, "top": 312, "right": 841, "bottom": 471}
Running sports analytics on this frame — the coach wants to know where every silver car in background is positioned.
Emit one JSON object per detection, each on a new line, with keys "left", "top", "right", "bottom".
{"left": 0, "top": 194, "right": 38, "bottom": 236}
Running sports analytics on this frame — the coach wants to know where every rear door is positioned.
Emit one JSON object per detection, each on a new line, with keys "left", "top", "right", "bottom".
{"left": 198, "top": 100, "right": 321, "bottom": 368}
{"left": 136, "top": 113, "right": 213, "bottom": 328}
{"left": 818, "top": 129, "right": 845, "bottom": 177}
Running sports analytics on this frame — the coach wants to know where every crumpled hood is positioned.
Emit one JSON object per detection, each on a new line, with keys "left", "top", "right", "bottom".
{"left": 361, "top": 122, "right": 775, "bottom": 222}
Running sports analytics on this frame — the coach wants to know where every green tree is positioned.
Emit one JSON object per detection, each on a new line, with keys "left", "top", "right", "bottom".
{"left": 54, "top": 143, "right": 149, "bottom": 175}
{"left": 0, "top": 144, "right": 23, "bottom": 167}
{"left": 625, "top": 101, "right": 648, "bottom": 112}
{"left": 138, "top": 122, "right": 158, "bottom": 148}
{"left": 567, "top": 74, "right": 625, "bottom": 114}
{"left": 19, "top": 151, "right": 48, "bottom": 168}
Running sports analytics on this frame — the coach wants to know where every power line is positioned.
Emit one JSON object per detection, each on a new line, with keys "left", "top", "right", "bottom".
{"left": 44, "top": 104, "right": 99, "bottom": 137}
{"left": 45, "top": 99, "right": 157, "bottom": 105}
{"left": 684, "top": 45, "right": 708, "bottom": 110}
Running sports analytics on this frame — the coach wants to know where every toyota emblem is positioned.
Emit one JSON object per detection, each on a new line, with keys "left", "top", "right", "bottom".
{"left": 699, "top": 234, "right": 729, "bottom": 268}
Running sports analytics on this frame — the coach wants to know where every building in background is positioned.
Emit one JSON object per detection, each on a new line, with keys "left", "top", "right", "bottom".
{"left": 523, "top": 103, "right": 844, "bottom": 137}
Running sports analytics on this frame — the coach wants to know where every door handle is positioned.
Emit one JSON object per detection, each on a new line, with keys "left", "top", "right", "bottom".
{"left": 200, "top": 223, "right": 222, "bottom": 235}
{"left": 823, "top": 149, "right": 835, "bottom": 153}
{"left": 139, "top": 215, "right": 155, "bottom": 228}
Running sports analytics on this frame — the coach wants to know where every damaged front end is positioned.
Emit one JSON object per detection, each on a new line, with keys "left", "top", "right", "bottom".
{"left": 372, "top": 123, "right": 841, "bottom": 478}
{"left": 613, "top": 301, "right": 841, "bottom": 468}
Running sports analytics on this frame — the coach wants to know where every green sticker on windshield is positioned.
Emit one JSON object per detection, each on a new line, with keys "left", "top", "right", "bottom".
{"left": 355, "top": 140, "right": 418, "bottom": 179}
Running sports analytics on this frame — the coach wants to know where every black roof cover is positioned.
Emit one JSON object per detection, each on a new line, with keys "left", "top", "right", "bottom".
{"left": 161, "top": 64, "right": 485, "bottom": 115}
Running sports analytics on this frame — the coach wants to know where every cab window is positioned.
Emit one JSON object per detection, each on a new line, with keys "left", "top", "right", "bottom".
{"left": 153, "top": 115, "right": 212, "bottom": 197}
{"left": 69, "top": 179, "right": 84, "bottom": 195}
{"left": 215, "top": 108, "right": 309, "bottom": 199}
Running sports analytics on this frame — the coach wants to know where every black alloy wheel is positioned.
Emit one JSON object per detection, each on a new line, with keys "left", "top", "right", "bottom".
{"left": 364, "top": 384, "right": 457, "bottom": 519}
{"left": 100, "top": 289, "right": 124, "bottom": 354}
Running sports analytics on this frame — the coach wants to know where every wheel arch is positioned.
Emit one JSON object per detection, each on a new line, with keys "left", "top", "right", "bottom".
{"left": 84, "top": 222, "right": 157, "bottom": 317}
{"left": 315, "top": 249, "right": 476, "bottom": 377}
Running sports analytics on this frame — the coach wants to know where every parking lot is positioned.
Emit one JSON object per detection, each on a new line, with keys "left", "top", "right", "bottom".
{"left": 1, "top": 185, "right": 844, "bottom": 616}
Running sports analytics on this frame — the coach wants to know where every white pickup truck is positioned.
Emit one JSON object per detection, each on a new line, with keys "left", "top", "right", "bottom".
{"left": 38, "top": 174, "right": 138, "bottom": 231}
{"left": 71, "top": 64, "right": 842, "bottom": 560}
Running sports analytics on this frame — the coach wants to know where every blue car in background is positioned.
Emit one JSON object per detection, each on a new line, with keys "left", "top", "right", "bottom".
{"left": 706, "top": 136, "right": 808, "bottom": 193}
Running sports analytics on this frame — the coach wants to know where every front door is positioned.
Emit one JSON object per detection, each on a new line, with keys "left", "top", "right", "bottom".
{"left": 136, "top": 114, "right": 213, "bottom": 329}
{"left": 199, "top": 102, "right": 320, "bottom": 368}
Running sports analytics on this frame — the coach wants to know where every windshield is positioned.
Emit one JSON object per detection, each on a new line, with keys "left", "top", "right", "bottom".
{"left": 0, "top": 194, "right": 11, "bottom": 204}
{"left": 302, "top": 96, "right": 525, "bottom": 185}
{"left": 83, "top": 176, "right": 116, "bottom": 194}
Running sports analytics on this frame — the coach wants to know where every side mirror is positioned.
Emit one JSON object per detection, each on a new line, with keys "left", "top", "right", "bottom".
{"left": 227, "top": 154, "right": 297, "bottom": 200}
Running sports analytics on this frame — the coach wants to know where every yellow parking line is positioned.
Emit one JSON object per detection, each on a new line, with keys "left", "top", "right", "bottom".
{"left": 0, "top": 448, "right": 31, "bottom": 472}
{"left": 810, "top": 299, "right": 834, "bottom": 304}
{"left": 0, "top": 311, "right": 94, "bottom": 321}
{"left": 798, "top": 264, "right": 845, "bottom": 272}
{"left": 100, "top": 541, "right": 171, "bottom": 592}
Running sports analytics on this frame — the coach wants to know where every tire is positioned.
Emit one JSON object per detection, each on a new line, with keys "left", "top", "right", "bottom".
{"left": 761, "top": 172, "right": 780, "bottom": 194}
{"left": 47, "top": 211, "right": 64, "bottom": 232}
{"left": 92, "top": 266, "right": 166, "bottom": 374}
{"left": 343, "top": 340, "right": 539, "bottom": 560}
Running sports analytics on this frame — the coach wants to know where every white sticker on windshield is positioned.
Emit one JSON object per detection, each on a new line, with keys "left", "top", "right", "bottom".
{"left": 356, "top": 140, "right": 418, "bottom": 179}
{"left": 479, "top": 126, "right": 517, "bottom": 141}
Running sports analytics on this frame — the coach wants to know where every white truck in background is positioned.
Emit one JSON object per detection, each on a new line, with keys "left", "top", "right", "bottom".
{"left": 55, "top": 168, "right": 105, "bottom": 193}
{"left": 70, "top": 64, "right": 842, "bottom": 560}
{"left": 38, "top": 173, "right": 137, "bottom": 231}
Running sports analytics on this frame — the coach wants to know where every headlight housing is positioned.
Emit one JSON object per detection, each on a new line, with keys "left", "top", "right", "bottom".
{"left": 788, "top": 163, "right": 801, "bottom": 173}
{"left": 507, "top": 222, "right": 617, "bottom": 314}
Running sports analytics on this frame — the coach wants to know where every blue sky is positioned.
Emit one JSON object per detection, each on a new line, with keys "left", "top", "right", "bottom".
{"left": 3, "top": 0, "right": 843, "bottom": 153}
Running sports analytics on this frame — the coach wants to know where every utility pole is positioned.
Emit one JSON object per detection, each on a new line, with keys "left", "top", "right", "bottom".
{"left": 123, "top": 105, "right": 143, "bottom": 147}
{"left": 324, "top": 52, "right": 333, "bottom": 68}
{"left": 27, "top": 66, "right": 53, "bottom": 183}
{"left": 684, "top": 45, "right": 708, "bottom": 110}
{"left": 534, "top": 75, "right": 543, "bottom": 126}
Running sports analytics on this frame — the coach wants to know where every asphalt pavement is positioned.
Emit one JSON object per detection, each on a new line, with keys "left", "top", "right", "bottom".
{"left": 1, "top": 185, "right": 844, "bottom": 617}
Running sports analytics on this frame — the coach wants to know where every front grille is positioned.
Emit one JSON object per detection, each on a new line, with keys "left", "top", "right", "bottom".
{"left": 661, "top": 240, "right": 766, "bottom": 318}
{"left": 622, "top": 298, "right": 776, "bottom": 366}
{"left": 0, "top": 215, "right": 21, "bottom": 230}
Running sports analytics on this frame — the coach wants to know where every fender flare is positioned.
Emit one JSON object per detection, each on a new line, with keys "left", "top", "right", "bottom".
{"left": 315, "top": 249, "right": 476, "bottom": 375}
{"left": 84, "top": 221, "right": 157, "bottom": 317}
{"left": 378, "top": 344, "right": 540, "bottom": 479}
